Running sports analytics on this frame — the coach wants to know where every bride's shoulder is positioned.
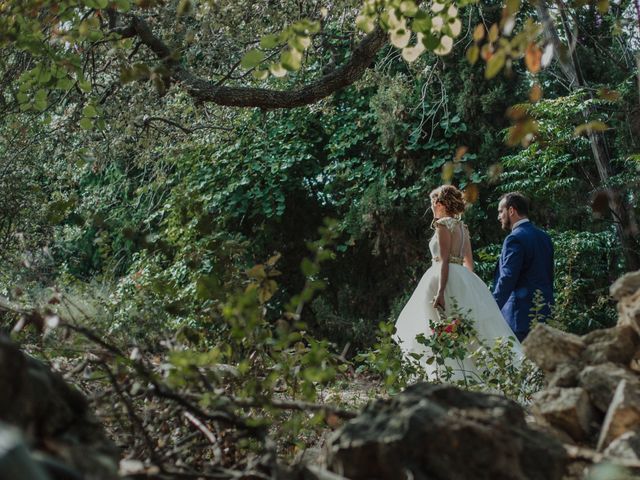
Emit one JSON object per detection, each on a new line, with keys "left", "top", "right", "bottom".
{"left": 434, "top": 217, "right": 460, "bottom": 231}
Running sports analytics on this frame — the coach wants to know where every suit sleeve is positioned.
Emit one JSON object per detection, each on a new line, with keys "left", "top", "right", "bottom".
{"left": 493, "top": 235, "right": 525, "bottom": 309}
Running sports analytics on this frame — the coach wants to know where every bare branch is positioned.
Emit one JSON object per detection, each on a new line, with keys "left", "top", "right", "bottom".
{"left": 117, "top": 15, "right": 387, "bottom": 109}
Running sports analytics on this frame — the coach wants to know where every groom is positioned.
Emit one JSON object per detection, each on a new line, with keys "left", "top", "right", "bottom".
{"left": 493, "top": 192, "right": 554, "bottom": 342}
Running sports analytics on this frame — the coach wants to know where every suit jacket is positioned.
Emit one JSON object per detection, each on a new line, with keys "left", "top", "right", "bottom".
{"left": 493, "top": 221, "right": 554, "bottom": 336}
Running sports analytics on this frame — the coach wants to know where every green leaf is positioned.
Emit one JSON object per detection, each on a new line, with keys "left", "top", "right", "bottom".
{"left": 412, "top": 11, "right": 432, "bottom": 32}
{"left": 280, "top": 50, "right": 301, "bottom": 71}
{"left": 252, "top": 69, "right": 269, "bottom": 80}
{"left": 56, "top": 77, "right": 73, "bottom": 90}
{"left": 356, "top": 14, "right": 375, "bottom": 33}
{"left": 114, "top": 0, "right": 131, "bottom": 11}
{"left": 466, "top": 44, "right": 479, "bottom": 64}
{"left": 506, "top": 0, "right": 520, "bottom": 16}
{"left": 260, "top": 34, "right": 279, "bottom": 49}
{"left": 83, "top": 105, "right": 98, "bottom": 118}
{"left": 485, "top": 51, "right": 505, "bottom": 79}
{"left": 79, "top": 78, "right": 92, "bottom": 92}
{"left": 240, "top": 49, "right": 265, "bottom": 69}
{"left": 96, "top": 0, "right": 109, "bottom": 7}
{"left": 79, "top": 117, "right": 93, "bottom": 130}
{"left": 422, "top": 33, "right": 440, "bottom": 50}
{"left": 177, "top": 0, "right": 191, "bottom": 15}
{"left": 400, "top": 0, "right": 418, "bottom": 16}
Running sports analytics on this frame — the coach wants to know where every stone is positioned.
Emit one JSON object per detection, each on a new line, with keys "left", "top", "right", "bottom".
{"left": 612, "top": 271, "right": 640, "bottom": 337}
{"left": 548, "top": 363, "right": 581, "bottom": 388}
{"left": 604, "top": 430, "right": 640, "bottom": 461}
{"left": 326, "top": 383, "right": 567, "bottom": 480}
{"left": 531, "top": 387, "right": 596, "bottom": 441}
{"left": 611, "top": 271, "right": 640, "bottom": 300}
{"left": 523, "top": 324, "right": 585, "bottom": 373}
{"left": 597, "top": 380, "right": 640, "bottom": 451}
{"left": 0, "top": 336, "right": 118, "bottom": 479}
{"left": 581, "top": 326, "right": 639, "bottom": 366}
{"left": 578, "top": 363, "right": 640, "bottom": 413}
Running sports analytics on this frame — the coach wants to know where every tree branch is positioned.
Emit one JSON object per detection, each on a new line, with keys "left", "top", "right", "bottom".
{"left": 117, "top": 15, "right": 387, "bottom": 109}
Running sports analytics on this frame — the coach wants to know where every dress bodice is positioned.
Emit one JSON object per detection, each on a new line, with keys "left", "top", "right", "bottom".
{"left": 430, "top": 217, "right": 467, "bottom": 265}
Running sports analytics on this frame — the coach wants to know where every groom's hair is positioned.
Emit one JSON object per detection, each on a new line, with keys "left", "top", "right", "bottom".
{"left": 500, "top": 192, "right": 530, "bottom": 215}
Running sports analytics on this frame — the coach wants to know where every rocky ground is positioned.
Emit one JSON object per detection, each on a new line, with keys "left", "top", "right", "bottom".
{"left": 1, "top": 270, "right": 640, "bottom": 479}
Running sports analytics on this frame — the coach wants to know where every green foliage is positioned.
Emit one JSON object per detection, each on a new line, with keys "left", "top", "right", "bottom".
{"left": 357, "top": 304, "right": 543, "bottom": 402}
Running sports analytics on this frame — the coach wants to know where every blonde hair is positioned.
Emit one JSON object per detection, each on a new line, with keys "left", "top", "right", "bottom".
{"left": 430, "top": 185, "right": 466, "bottom": 216}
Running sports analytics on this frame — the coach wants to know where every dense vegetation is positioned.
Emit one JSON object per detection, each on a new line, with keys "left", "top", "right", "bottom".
{"left": 0, "top": 0, "right": 639, "bottom": 476}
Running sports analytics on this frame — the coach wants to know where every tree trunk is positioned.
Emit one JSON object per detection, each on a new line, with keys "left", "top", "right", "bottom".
{"left": 535, "top": 0, "right": 640, "bottom": 270}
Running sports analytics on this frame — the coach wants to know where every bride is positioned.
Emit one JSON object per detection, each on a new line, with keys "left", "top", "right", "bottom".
{"left": 394, "top": 185, "right": 522, "bottom": 381}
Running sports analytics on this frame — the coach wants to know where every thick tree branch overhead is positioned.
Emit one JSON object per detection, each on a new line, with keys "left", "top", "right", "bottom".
{"left": 118, "top": 15, "right": 387, "bottom": 109}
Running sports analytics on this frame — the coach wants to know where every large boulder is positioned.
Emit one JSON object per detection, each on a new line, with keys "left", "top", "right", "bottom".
{"left": 326, "top": 383, "right": 567, "bottom": 480}
{"left": 0, "top": 336, "right": 118, "bottom": 479}
{"left": 603, "top": 430, "right": 640, "bottom": 461}
{"left": 611, "top": 271, "right": 640, "bottom": 337}
{"left": 531, "top": 387, "right": 596, "bottom": 441}
{"left": 581, "top": 326, "right": 639, "bottom": 366}
{"left": 578, "top": 363, "right": 640, "bottom": 413}
{"left": 597, "top": 380, "right": 640, "bottom": 451}
{"left": 522, "top": 325, "right": 585, "bottom": 373}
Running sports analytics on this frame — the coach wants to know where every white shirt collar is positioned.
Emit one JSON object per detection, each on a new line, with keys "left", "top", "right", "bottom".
{"left": 512, "top": 218, "right": 530, "bottom": 230}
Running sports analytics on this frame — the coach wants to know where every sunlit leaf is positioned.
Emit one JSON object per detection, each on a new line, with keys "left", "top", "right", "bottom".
{"left": 260, "top": 34, "right": 279, "bottom": 49}
{"left": 473, "top": 24, "right": 485, "bottom": 42}
{"left": 79, "top": 117, "right": 93, "bottom": 130}
{"left": 488, "top": 24, "right": 499, "bottom": 42}
{"left": 240, "top": 49, "right": 265, "bottom": 69}
{"left": 269, "top": 63, "right": 287, "bottom": 77}
{"left": 525, "top": 43, "right": 541, "bottom": 73}
{"left": 598, "top": 88, "right": 620, "bottom": 102}
{"left": 506, "top": 0, "right": 521, "bottom": 16}
{"left": 463, "top": 184, "right": 479, "bottom": 203}
{"left": 390, "top": 28, "right": 411, "bottom": 48}
{"left": 466, "top": 44, "right": 479, "bottom": 64}
{"left": 400, "top": 0, "right": 418, "bottom": 16}
{"left": 356, "top": 14, "right": 375, "bottom": 33}
{"left": 541, "top": 43, "right": 554, "bottom": 67}
{"left": 574, "top": 121, "right": 609, "bottom": 136}
{"left": 252, "top": 69, "right": 269, "bottom": 80}
{"left": 441, "top": 162, "right": 454, "bottom": 182}
{"left": 434, "top": 35, "right": 453, "bottom": 55}
{"left": 529, "top": 84, "right": 542, "bottom": 102}
{"left": 485, "top": 50, "right": 505, "bottom": 78}
{"left": 597, "top": 0, "right": 609, "bottom": 13}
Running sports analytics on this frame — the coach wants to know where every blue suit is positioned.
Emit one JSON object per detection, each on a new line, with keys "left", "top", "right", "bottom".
{"left": 493, "top": 221, "right": 554, "bottom": 340}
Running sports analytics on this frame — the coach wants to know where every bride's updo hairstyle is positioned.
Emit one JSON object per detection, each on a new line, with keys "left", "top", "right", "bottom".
{"left": 430, "top": 185, "right": 466, "bottom": 216}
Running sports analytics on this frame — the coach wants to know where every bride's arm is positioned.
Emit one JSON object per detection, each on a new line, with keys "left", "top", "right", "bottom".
{"left": 433, "top": 224, "right": 452, "bottom": 310}
{"left": 463, "top": 225, "right": 474, "bottom": 272}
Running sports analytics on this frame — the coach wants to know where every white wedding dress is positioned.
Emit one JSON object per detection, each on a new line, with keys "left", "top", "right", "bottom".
{"left": 394, "top": 217, "right": 523, "bottom": 381}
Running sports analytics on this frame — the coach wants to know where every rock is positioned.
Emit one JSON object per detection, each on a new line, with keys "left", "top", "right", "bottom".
{"left": 523, "top": 324, "right": 585, "bottom": 373}
{"left": 531, "top": 387, "right": 596, "bottom": 441}
{"left": 630, "top": 350, "right": 640, "bottom": 374}
{"left": 0, "top": 336, "right": 118, "bottom": 479}
{"left": 326, "top": 383, "right": 567, "bottom": 480}
{"left": 612, "top": 271, "right": 640, "bottom": 337}
{"left": 581, "top": 326, "right": 639, "bottom": 366}
{"left": 604, "top": 430, "right": 640, "bottom": 461}
{"left": 597, "top": 380, "right": 640, "bottom": 451}
{"left": 611, "top": 271, "right": 640, "bottom": 300}
{"left": 578, "top": 363, "right": 640, "bottom": 413}
{"left": 548, "top": 363, "right": 581, "bottom": 388}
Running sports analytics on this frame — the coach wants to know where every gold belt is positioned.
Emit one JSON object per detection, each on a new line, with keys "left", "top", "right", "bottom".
{"left": 433, "top": 256, "right": 463, "bottom": 265}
